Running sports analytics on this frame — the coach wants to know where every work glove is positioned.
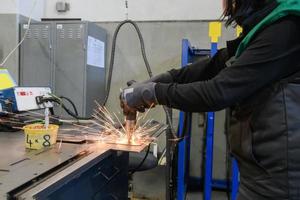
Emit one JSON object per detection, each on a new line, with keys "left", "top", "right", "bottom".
{"left": 144, "top": 72, "right": 173, "bottom": 84}
{"left": 126, "top": 72, "right": 173, "bottom": 89}
{"left": 120, "top": 82, "right": 158, "bottom": 114}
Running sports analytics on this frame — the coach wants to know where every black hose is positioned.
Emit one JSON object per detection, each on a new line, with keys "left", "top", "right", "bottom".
{"left": 60, "top": 96, "right": 79, "bottom": 116}
{"left": 103, "top": 20, "right": 153, "bottom": 106}
{"left": 39, "top": 97, "right": 92, "bottom": 120}
{"left": 129, "top": 144, "right": 151, "bottom": 175}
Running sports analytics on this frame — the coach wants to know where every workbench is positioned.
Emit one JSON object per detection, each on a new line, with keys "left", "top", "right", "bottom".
{"left": 0, "top": 130, "right": 129, "bottom": 200}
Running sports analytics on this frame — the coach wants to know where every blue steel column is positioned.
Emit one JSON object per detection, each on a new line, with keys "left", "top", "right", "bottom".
{"left": 204, "top": 42, "right": 218, "bottom": 200}
{"left": 177, "top": 39, "right": 190, "bottom": 200}
{"left": 186, "top": 113, "right": 192, "bottom": 180}
{"left": 231, "top": 158, "right": 239, "bottom": 200}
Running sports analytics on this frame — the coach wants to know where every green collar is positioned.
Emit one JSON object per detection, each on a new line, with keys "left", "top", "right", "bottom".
{"left": 236, "top": 0, "right": 300, "bottom": 57}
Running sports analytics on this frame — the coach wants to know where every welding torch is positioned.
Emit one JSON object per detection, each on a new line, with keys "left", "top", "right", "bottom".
{"left": 121, "top": 101, "right": 137, "bottom": 143}
{"left": 120, "top": 81, "right": 158, "bottom": 143}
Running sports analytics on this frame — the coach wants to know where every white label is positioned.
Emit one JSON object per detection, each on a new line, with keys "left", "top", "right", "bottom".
{"left": 14, "top": 87, "right": 53, "bottom": 111}
{"left": 56, "top": 24, "right": 63, "bottom": 29}
{"left": 87, "top": 36, "right": 105, "bottom": 68}
{"left": 23, "top": 24, "right": 29, "bottom": 29}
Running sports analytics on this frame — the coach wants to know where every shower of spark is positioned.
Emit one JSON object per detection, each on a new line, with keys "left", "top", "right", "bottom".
{"left": 91, "top": 101, "right": 158, "bottom": 146}
{"left": 0, "top": 101, "right": 158, "bottom": 146}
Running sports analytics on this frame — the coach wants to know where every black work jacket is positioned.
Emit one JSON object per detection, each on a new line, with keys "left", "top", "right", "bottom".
{"left": 155, "top": 15, "right": 300, "bottom": 199}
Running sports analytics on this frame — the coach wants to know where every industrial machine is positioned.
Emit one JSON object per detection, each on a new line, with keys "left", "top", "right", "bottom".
{"left": 0, "top": 68, "right": 55, "bottom": 131}
{"left": 0, "top": 87, "right": 53, "bottom": 114}
{"left": 0, "top": 69, "right": 16, "bottom": 113}
{"left": 0, "top": 86, "right": 55, "bottom": 129}
{"left": 19, "top": 21, "right": 107, "bottom": 118}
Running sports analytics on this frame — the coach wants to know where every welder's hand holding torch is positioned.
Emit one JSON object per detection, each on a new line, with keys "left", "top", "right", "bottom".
{"left": 120, "top": 82, "right": 158, "bottom": 114}
{"left": 120, "top": 72, "right": 173, "bottom": 114}
{"left": 120, "top": 81, "right": 158, "bottom": 143}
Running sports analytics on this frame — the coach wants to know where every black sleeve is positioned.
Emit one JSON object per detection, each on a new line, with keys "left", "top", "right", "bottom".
{"left": 168, "top": 48, "right": 229, "bottom": 83}
{"left": 155, "top": 16, "right": 300, "bottom": 112}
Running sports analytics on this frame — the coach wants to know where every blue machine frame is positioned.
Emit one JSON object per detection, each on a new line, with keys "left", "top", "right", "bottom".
{"left": 177, "top": 39, "right": 239, "bottom": 200}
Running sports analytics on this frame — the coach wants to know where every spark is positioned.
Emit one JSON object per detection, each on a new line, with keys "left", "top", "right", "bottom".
{"left": 90, "top": 103, "right": 158, "bottom": 146}
{"left": 1, "top": 102, "right": 158, "bottom": 146}
{"left": 56, "top": 139, "right": 62, "bottom": 153}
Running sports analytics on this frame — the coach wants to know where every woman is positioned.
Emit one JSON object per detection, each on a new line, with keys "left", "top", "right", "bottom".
{"left": 120, "top": 0, "right": 300, "bottom": 199}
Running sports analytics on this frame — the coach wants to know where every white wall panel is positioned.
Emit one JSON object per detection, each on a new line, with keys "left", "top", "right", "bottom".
{"left": 0, "top": 0, "right": 222, "bottom": 21}
{"left": 0, "top": 0, "right": 45, "bottom": 20}
{"left": 0, "top": 0, "right": 18, "bottom": 14}
{"left": 44, "top": 0, "right": 222, "bottom": 21}
{"left": 18, "top": 0, "right": 45, "bottom": 20}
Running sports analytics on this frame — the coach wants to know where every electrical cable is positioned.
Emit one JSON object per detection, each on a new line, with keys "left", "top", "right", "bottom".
{"left": 172, "top": 111, "right": 191, "bottom": 195}
{"left": 46, "top": 94, "right": 88, "bottom": 120}
{"left": 158, "top": 147, "right": 167, "bottom": 165}
{"left": 103, "top": 20, "right": 153, "bottom": 106}
{"left": 59, "top": 96, "right": 79, "bottom": 116}
{"left": 0, "top": 0, "right": 38, "bottom": 67}
{"left": 38, "top": 97, "right": 92, "bottom": 120}
{"left": 129, "top": 144, "right": 151, "bottom": 175}
{"left": 163, "top": 105, "right": 180, "bottom": 140}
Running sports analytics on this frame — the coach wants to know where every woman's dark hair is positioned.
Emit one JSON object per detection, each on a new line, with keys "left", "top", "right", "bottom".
{"left": 223, "top": 0, "right": 269, "bottom": 26}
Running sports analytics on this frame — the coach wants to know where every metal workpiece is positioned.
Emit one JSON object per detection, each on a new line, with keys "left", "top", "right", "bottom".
{"left": 57, "top": 120, "right": 168, "bottom": 153}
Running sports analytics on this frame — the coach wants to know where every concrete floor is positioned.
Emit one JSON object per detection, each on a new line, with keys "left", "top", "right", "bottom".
{"left": 131, "top": 166, "right": 165, "bottom": 199}
{"left": 132, "top": 166, "right": 228, "bottom": 200}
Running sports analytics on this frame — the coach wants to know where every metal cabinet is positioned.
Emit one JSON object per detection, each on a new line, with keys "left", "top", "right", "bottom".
{"left": 20, "top": 21, "right": 107, "bottom": 117}
{"left": 20, "top": 22, "right": 53, "bottom": 88}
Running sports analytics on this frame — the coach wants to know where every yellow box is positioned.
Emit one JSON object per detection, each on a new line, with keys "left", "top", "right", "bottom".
{"left": 0, "top": 69, "right": 16, "bottom": 90}
{"left": 209, "top": 22, "right": 222, "bottom": 43}
{"left": 23, "top": 124, "right": 59, "bottom": 150}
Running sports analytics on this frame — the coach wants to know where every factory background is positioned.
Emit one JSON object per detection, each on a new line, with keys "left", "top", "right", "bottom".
{"left": 0, "top": 0, "right": 236, "bottom": 199}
